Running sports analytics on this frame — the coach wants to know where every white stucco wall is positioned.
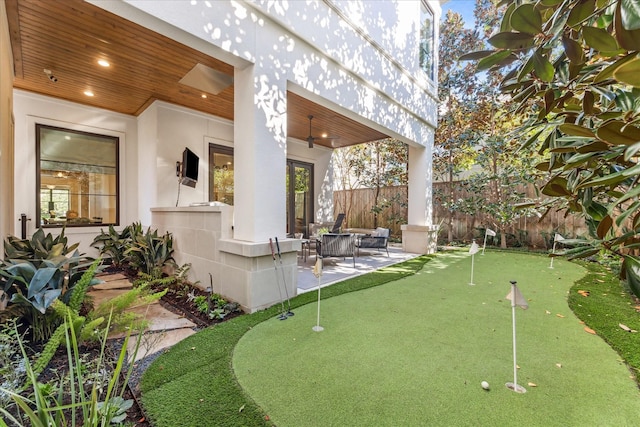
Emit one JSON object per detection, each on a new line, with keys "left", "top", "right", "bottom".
{"left": 155, "top": 102, "right": 234, "bottom": 210}
{"left": 94, "top": 0, "right": 438, "bottom": 148}
{"left": 0, "top": 0, "right": 14, "bottom": 247}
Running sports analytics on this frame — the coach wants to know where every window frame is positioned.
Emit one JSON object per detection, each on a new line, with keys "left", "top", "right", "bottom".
{"left": 208, "top": 143, "right": 235, "bottom": 205}
{"left": 419, "top": 1, "right": 435, "bottom": 80}
{"left": 36, "top": 124, "right": 120, "bottom": 228}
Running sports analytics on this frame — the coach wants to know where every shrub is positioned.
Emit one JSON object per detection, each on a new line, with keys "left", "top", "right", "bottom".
{"left": 0, "top": 312, "right": 142, "bottom": 427}
{"left": 90, "top": 223, "right": 143, "bottom": 267}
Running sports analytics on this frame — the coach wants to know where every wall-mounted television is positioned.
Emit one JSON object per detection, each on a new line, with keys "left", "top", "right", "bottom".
{"left": 181, "top": 147, "right": 199, "bottom": 188}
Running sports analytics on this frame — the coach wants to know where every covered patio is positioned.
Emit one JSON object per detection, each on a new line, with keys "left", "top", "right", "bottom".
{"left": 296, "top": 244, "right": 421, "bottom": 293}
{"left": 1, "top": 0, "right": 441, "bottom": 313}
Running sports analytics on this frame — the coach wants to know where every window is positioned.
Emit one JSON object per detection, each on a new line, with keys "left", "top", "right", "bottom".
{"left": 419, "top": 2, "right": 435, "bottom": 80}
{"left": 209, "top": 143, "right": 234, "bottom": 205}
{"left": 36, "top": 124, "right": 119, "bottom": 227}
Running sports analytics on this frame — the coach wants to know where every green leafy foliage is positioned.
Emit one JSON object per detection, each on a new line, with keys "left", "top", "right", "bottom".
{"left": 3, "top": 227, "right": 80, "bottom": 266}
{"left": 90, "top": 222, "right": 143, "bottom": 267}
{"left": 0, "top": 254, "right": 100, "bottom": 342}
{"left": 462, "top": 0, "right": 640, "bottom": 296}
{"left": 124, "top": 227, "right": 176, "bottom": 278}
{"left": 0, "top": 313, "right": 142, "bottom": 427}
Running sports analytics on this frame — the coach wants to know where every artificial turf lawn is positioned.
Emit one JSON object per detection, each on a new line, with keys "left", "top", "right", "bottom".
{"left": 139, "top": 255, "right": 431, "bottom": 426}
{"left": 233, "top": 251, "right": 640, "bottom": 426}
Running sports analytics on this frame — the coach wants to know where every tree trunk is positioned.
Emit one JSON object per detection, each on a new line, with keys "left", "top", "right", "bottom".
{"left": 447, "top": 151, "right": 454, "bottom": 242}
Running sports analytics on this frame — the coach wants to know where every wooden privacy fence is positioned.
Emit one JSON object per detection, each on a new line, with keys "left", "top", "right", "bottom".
{"left": 333, "top": 186, "right": 407, "bottom": 237}
{"left": 334, "top": 182, "right": 587, "bottom": 248}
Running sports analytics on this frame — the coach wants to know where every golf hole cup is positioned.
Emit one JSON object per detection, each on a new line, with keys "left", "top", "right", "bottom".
{"left": 481, "top": 381, "right": 490, "bottom": 390}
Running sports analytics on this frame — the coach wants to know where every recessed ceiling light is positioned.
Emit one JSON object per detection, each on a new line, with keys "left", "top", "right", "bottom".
{"left": 201, "top": 94, "right": 207, "bottom": 99}
{"left": 84, "top": 90, "right": 94, "bottom": 97}
{"left": 98, "top": 59, "right": 110, "bottom": 67}
{"left": 64, "top": 136, "right": 71, "bottom": 140}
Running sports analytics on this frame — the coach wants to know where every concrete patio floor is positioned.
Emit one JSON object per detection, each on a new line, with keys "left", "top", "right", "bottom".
{"left": 296, "top": 243, "right": 421, "bottom": 293}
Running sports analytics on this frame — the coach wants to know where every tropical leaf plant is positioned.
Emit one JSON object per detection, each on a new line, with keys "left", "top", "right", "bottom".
{"left": 90, "top": 222, "right": 143, "bottom": 267}
{"left": 124, "top": 227, "right": 176, "bottom": 278}
{"left": 3, "top": 227, "right": 80, "bottom": 266}
{"left": 462, "top": 0, "right": 640, "bottom": 296}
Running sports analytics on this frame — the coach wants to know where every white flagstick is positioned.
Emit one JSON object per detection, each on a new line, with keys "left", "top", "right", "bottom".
{"left": 482, "top": 232, "right": 488, "bottom": 255}
{"left": 506, "top": 280, "right": 527, "bottom": 393}
{"left": 312, "top": 258, "right": 324, "bottom": 332}
{"left": 469, "top": 241, "right": 479, "bottom": 285}
{"left": 470, "top": 253, "right": 475, "bottom": 285}
{"left": 550, "top": 233, "right": 565, "bottom": 269}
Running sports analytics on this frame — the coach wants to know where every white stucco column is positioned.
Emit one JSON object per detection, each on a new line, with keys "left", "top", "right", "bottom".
{"left": 137, "top": 104, "right": 158, "bottom": 227}
{"left": 233, "top": 64, "right": 287, "bottom": 242}
{"left": 402, "top": 137, "right": 438, "bottom": 254}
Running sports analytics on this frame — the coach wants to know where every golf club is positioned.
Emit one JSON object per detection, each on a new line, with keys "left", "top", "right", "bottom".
{"left": 269, "top": 238, "right": 288, "bottom": 320}
{"left": 275, "top": 237, "right": 294, "bottom": 316}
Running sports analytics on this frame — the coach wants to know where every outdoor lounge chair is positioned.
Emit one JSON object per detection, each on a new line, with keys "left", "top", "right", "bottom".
{"left": 330, "top": 213, "right": 345, "bottom": 233}
{"left": 356, "top": 227, "right": 390, "bottom": 257}
{"left": 317, "top": 233, "right": 355, "bottom": 267}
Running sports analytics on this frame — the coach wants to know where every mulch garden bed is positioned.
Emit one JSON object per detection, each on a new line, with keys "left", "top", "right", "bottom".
{"left": 6, "top": 268, "right": 243, "bottom": 427}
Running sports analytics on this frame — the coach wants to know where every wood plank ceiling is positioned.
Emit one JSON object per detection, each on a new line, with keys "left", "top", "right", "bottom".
{"left": 6, "top": 0, "right": 389, "bottom": 149}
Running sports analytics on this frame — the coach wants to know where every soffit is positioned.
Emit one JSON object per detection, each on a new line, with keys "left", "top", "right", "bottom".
{"left": 6, "top": 0, "right": 389, "bottom": 148}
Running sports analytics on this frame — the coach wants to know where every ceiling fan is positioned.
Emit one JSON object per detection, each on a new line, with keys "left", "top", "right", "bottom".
{"left": 306, "top": 115, "right": 340, "bottom": 148}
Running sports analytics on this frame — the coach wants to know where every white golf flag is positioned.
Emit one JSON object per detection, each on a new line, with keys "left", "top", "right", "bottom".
{"left": 469, "top": 241, "right": 480, "bottom": 255}
{"left": 506, "top": 285, "right": 528, "bottom": 309}
{"left": 554, "top": 233, "right": 565, "bottom": 242}
{"left": 312, "top": 258, "right": 323, "bottom": 278}
{"left": 486, "top": 228, "right": 496, "bottom": 237}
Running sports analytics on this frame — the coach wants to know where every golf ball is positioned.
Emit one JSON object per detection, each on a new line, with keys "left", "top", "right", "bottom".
{"left": 481, "top": 381, "right": 490, "bottom": 390}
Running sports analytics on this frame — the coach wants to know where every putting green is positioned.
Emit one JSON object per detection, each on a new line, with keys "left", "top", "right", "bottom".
{"left": 233, "top": 251, "right": 640, "bottom": 426}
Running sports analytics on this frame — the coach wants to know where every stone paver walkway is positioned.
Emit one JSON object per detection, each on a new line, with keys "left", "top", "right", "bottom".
{"left": 89, "top": 273, "right": 196, "bottom": 362}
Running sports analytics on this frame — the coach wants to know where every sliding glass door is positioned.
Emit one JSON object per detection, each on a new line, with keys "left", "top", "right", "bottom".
{"left": 286, "top": 160, "right": 313, "bottom": 237}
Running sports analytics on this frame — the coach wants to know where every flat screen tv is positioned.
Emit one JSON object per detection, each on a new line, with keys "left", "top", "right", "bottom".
{"left": 181, "top": 147, "right": 199, "bottom": 188}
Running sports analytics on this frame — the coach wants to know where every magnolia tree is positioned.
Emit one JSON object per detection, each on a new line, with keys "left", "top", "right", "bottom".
{"left": 463, "top": 0, "right": 640, "bottom": 295}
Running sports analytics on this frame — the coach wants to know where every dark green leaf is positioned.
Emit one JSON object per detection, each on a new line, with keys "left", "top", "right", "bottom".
{"left": 594, "top": 54, "right": 637, "bottom": 83}
{"left": 487, "top": 32, "right": 535, "bottom": 50}
{"left": 459, "top": 50, "right": 496, "bottom": 61}
{"left": 582, "top": 26, "right": 620, "bottom": 52}
{"left": 535, "top": 161, "right": 550, "bottom": 171}
{"left": 623, "top": 256, "right": 640, "bottom": 299}
{"left": 562, "top": 35, "right": 584, "bottom": 64}
{"left": 559, "top": 123, "right": 595, "bottom": 137}
{"left": 596, "top": 120, "right": 640, "bottom": 145}
{"left": 541, "top": 176, "right": 571, "bottom": 196}
{"left": 613, "top": 57, "right": 640, "bottom": 88}
{"left": 586, "top": 201, "right": 608, "bottom": 221}
{"left": 566, "top": 247, "right": 600, "bottom": 260}
{"left": 533, "top": 51, "right": 554, "bottom": 82}
{"left": 501, "top": 3, "right": 516, "bottom": 32}
{"left": 477, "top": 50, "right": 511, "bottom": 71}
{"left": 567, "top": 0, "right": 596, "bottom": 27}
{"left": 576, "top": 140, "right": 611, "bottom": 153}
{"left": 510, "top": 3, "right": 542, "bottom": 34}
{"left": 615, "top": 2, "right": 640, "bottom": 50}
{"left": 596, "top": 215, "right": 613, "bottom": 239}
{"left": 578, "top": 163, "right": 640, "bottom": 188}
{"left": 583, "top": 90, "right": 594, "bottom": 115}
